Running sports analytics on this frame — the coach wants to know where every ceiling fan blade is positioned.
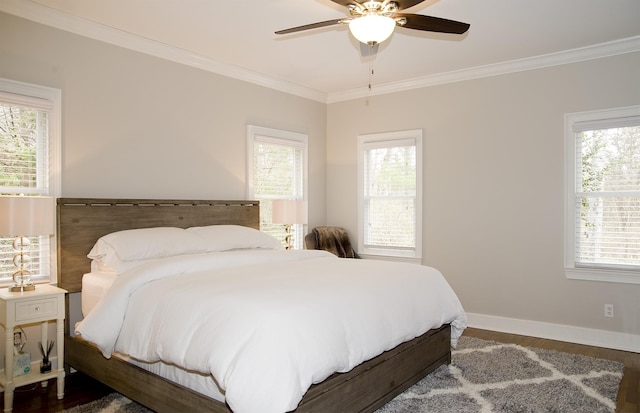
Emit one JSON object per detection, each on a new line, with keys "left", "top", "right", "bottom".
{"left": 275, "top": 18, "right": 345, "bottom": 35}
{"left": 393, "top": 0, "right": 427, "bottom": 10}
{"left": 329, "top": 0, "right": 354, "bottom": 6}
{"left": 395, "top": 13, "right": 470, "bottom": 34}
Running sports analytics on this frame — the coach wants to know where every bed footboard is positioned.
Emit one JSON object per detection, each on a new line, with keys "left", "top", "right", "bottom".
{"left": 298, "top": 324, "right": 451, "bottom": 412}
{"left": 65, "top": 335, "right": 228, "bottom": 412}
{"left": 65, "top": 324, "right": 450, "bottom": 413}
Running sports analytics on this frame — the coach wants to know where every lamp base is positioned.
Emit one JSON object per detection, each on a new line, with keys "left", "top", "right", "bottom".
{"left": 284, "top": 224, "right": 293, "bottom": 250}
{"left": 9, "top": 284, "right": 36, "bottom": 292}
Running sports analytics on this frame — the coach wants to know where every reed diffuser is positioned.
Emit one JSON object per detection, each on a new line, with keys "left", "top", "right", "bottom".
{"left": 39, "top": 340, "right": 54, "bottom": 373}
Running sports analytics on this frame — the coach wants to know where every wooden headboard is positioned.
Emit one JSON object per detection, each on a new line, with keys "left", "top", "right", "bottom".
{"left": 57, "top": 198, "right": 260, "bottom": 293}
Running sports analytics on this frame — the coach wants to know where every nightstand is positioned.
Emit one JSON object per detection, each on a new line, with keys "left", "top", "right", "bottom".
{"left": 0, "top": 284, "right": 66, "bottom": 413}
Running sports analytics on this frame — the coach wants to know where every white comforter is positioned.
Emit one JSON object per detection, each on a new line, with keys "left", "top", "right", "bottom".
{"left": 76, "top": 250, "right": 467, "bottom": 413}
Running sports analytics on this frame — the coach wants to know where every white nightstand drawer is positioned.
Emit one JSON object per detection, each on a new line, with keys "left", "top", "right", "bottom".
{"left": 14, "top": 298, "right": 58, "bottom": 322}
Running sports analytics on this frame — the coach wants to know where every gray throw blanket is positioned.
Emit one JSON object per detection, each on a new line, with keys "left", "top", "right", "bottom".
{"left": 305, "top": 226, "right": 360, "bottom": 258}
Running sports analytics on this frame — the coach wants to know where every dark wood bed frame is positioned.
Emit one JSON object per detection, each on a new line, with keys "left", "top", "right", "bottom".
{"left": 58, "top": 198, "right": 451, "bottom": 413}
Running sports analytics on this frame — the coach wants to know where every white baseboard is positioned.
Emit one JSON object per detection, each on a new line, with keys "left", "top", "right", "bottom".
{"left": 466, "top": 313, "right": 640, "bottom": 353}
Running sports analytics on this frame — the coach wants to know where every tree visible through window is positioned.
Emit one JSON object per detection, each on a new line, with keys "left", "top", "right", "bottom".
{"left": 577, "top": 125, "right": 640, "bottom": 265}
{"left": 0, "top": 104, "right": 48, "bottom": 191}
{"left": 365, "top": 145, "right": 416, "bottom": 248}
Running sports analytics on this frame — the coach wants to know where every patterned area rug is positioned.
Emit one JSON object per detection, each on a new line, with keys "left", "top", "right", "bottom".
{"left": 377, "top": 336, "right": 623, "bottom": 413}
{"left": 63, "top": 336, "right": 624, "bottom": 413}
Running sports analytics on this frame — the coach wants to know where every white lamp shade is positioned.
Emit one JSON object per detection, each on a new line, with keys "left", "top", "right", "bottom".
{"left": 0, "top": 196, "right": 55, "bottom": 236}
{"left": 349, "top": 15, "right": 396, "bottom": 45}
{"left": 272, "top": 200, "right": 307, "bottom": 225}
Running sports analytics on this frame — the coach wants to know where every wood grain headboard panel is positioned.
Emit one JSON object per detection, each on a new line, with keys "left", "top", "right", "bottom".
{"left": 57, "top": 198, "right": 260, "bottom": 293}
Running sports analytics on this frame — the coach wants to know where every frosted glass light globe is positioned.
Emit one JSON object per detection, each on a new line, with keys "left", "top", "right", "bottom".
{"left": 349, "top": 15, "right": 396, "bottom": 45}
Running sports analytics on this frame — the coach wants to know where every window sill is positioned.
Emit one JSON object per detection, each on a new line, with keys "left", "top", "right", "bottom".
{"left": 565, "top": 267, "right": 640, "bottom": 285}
{"left": 358, "top": 253, "right": 422, "bottom": 265}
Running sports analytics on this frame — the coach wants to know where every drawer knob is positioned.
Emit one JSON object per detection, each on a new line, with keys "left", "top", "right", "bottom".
{"left": 35, "top": 306, "right": 40, "bottom": 311}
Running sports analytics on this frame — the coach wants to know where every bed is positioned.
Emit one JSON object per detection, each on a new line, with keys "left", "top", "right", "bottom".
{"left": 58, "top": 198, "right": 466, "bottom": 413}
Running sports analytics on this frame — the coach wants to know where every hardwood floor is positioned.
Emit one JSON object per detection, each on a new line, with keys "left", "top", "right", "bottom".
{"left": 2, "top": 328, "right": 638, "bottom": 413}
{"left": 0, "top": 372, "right": 113, "bottom": 413}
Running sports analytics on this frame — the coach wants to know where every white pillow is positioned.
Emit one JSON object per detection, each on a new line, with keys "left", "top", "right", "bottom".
{"left": 90, "top": 257, "right": 164, "bottom": 274}
{"left": 187, "top": 225, "right": 284, "bottom": 251}
{"left": 88, "top": 227, "right": 207, "bottom": 269}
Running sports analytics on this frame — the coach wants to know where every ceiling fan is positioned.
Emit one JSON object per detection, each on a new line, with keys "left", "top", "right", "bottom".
{"left": 275, "top": 0, "right": 470, "bottom": 46}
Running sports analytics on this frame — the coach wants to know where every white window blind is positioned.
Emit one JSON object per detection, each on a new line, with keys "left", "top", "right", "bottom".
{"left": 358, "top": 130, "right": 422, "bottom": 259}
{"left": 565, "top": 106, "right": 640, "bottom": 283}
{"left": 0, "top": 93, "right": 50, "bottom": 195}
{"left": 247, "top": 126, "right": 307, "bottom": 249}
{"left": 0, "top": 79, "right": 61, "bottom": 286}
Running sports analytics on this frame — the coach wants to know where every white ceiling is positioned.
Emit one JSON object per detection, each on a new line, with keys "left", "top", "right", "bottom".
{"left": 3, "top": 0, "right": 640, "bottom": 102}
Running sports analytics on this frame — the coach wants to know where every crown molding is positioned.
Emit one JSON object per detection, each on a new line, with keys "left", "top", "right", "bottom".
{"left": 328, "top": 35, "right": 640, "bottom": 103}
{"left": 3, "top": 1, "right": 639, "bottom": 105}
{"left": 0, "top": 0, "right": 328, "bottom": 103}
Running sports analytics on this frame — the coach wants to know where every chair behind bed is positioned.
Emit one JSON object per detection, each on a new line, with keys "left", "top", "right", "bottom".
{"left": 304, "top": 226, "right": 360, "bottom": 258}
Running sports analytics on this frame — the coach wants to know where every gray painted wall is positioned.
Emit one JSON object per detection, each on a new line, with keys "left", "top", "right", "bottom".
{"left": 327, "top": 52, "right": 640, "bottom": 346}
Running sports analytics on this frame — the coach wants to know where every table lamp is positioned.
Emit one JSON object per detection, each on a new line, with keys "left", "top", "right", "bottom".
{"left": 272, "top": 199, "right": 307, "bottom": 250}
{"left": 0, "top": 196, "right": 55, "bottom": 292}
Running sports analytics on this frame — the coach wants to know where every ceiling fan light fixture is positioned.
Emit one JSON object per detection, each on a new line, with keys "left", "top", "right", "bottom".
{"left": 348, "top": 14, "right": 396, "bottom": 45}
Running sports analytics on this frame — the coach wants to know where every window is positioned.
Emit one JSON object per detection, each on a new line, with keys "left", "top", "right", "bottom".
{"left": 0, "top": 78, "right": 61, "bottom": 286}
{"left": 564, "top": 105, "right": 640, "bottom": 284}
{"left": 358, "top": 130, "right": 422, "bottom": 260}
{"left": 247, "top": 125, "right": 308, "bottom": 249}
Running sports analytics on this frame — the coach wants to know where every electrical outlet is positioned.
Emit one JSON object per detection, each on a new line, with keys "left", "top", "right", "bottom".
{"left": 604, "top": 304, "right": 614, "bottom": 318}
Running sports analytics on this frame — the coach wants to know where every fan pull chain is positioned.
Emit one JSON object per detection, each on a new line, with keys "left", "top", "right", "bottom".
{"left": 368, "top": 44, "right": 374, "bottom": 91}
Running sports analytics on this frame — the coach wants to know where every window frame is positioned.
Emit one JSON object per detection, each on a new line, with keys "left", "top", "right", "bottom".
{"left": 0, "top": 78, "right": 61, "bottom": 286}
{"left": 246, "top": 125, "right": 308, "bottom": 250}
{"left": 564, "top": 105, "right": 640, "bottom": 284}
{"left": 357, "top": 129, "right": 423, "bottom": 261}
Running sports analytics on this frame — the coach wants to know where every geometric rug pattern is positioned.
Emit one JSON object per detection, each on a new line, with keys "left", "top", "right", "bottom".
{"left": 63, "top": 336, "right": 625, "bottom": 413}
{"left": 376, "top": 336, "right": 624, "bottom": 413}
